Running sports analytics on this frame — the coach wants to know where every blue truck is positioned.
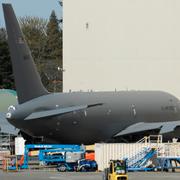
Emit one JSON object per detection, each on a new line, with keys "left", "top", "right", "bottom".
{"left": 56, "top": 159, "right": 98, "bottom": 172}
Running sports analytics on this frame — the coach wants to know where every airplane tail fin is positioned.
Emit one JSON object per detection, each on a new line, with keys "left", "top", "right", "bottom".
{"left": 2, "top": 4, "right": 48, "bottom": 104}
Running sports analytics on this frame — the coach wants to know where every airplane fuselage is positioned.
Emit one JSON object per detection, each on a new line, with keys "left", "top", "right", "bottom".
{"left": 3, "top": 4, "right": 180, "bottom": 144}
{"left": 7, "top": 91, "right": 180, "bottom": 144}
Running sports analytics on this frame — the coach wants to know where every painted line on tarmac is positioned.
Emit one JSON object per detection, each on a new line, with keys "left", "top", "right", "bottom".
{"left": 49, "top": 177, "right": 73, "bottom": 180}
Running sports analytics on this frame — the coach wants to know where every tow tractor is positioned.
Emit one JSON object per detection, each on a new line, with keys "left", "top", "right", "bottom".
{"left": 103, "top": 160, "right": 128, "bottom": 180}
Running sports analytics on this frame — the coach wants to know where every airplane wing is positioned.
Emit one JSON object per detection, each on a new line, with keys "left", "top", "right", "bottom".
{"left": 114, "top": 120, "right": 180, "bottom": 137}
{"left": 25, "top": 103, "right": 103, "bottom": 120}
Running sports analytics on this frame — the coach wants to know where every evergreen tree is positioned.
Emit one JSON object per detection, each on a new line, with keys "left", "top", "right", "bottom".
{"left": 0, "top": 12, "right": 63, "bottom": 92}
{"left": 44, "top": 10, "right": 63, "bottom": 92}
{"left": 19, "top": 16, "right": 50, "bottom": 89}
{"left": 0, "top": 28, "right": 15, "bottom": 89}
{"left": 19, "top": 17, "right": 47, "bottom": 71}
{"left": 46, "top": 10, "right": 62, "bottom": 61}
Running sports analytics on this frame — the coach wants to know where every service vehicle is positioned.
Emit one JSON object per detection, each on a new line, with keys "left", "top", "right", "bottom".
{"left": 103, "top": 160, "right": 128, "bottom": 180}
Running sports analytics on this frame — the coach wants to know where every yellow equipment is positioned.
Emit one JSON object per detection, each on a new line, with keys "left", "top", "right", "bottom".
{"left": 104, "top": 160, "right": 128, "bottom": 180}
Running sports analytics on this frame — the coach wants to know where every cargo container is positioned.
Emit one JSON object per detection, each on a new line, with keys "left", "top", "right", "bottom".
{"left": 95, "top": 142, "right": 180, "bottom": 171}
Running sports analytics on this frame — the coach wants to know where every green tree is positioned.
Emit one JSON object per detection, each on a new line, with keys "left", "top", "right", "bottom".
{"left": 45, "top": 10, "right": 62, "bottom": 61}
{"left": 19, "top": 14, "right": 63, "bottom": 92}
{"left": 19, "top": 16, "right": 50, "bottom": 89}
{"left": 0, "top": 12, "right": 63, "bottom": 92}
{"left": 44, "top": 10, "right": 63, "bottom": 92}
{"left": 19, "top": 16, "right": 47, "bottom": 67}
{"left": 0, "top": 28, "right": 15, "bottom": 89}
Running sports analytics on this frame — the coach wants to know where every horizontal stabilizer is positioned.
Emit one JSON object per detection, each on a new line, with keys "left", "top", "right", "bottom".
{"left": 25, "top": 105, "right": 88, "bottom": 120}
{"left": 25, "top": 103, "right": 103, "bottom": 120}
{"left": 114, "top": 121, "right": 180, "bottom": 137}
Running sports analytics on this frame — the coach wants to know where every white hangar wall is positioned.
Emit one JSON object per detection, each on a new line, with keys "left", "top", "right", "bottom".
{"left": 63, "top": 0, "right": 180, "bottom": 98}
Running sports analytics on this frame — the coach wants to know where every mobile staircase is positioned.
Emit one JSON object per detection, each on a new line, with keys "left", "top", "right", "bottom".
{"left": 127, "top": 135, "right": 163, "bottom": 171}
{"left": 156, "top": 141, "right": 180, "bottom": 172}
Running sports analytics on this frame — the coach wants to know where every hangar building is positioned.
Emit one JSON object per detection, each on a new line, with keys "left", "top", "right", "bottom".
{"left": 63, "top": 0, "right": 180, "bottom": 99}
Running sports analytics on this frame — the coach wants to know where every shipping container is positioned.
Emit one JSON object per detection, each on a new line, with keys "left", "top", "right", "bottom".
{"left": 95, "top": 142, "right": 180, "bottom": 171}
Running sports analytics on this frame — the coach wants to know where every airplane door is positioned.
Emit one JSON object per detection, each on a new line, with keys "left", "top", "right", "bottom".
{"left": 131, "top": 104, "right": 137, "bottom": 118}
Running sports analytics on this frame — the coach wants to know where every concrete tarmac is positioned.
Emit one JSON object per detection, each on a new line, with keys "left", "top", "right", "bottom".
{"left": 0, "top": 171, "right": 180, "bottom": 180}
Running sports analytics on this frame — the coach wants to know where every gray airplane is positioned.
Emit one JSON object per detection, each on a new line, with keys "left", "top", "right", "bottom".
{"left": 2, "top": 4, "right": 180, "bottom": 144}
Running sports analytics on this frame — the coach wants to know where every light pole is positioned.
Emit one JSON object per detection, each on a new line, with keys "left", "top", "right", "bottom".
{"left": 54, "top": 66, "right": 65, "bottom": 92}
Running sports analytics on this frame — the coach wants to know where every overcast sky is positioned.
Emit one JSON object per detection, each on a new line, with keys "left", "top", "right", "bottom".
{"left": 0, "top": 0, "right": 62, "bottom": 27}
